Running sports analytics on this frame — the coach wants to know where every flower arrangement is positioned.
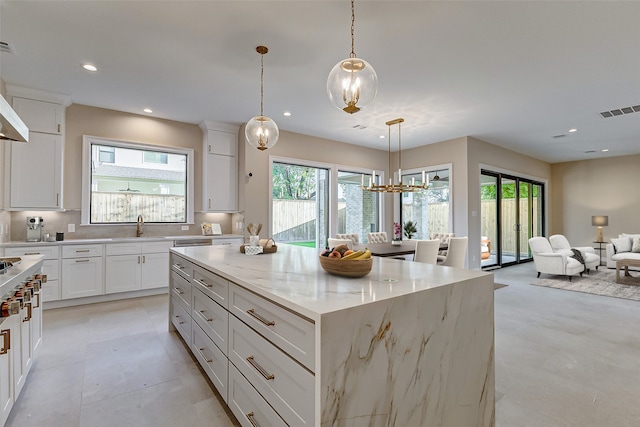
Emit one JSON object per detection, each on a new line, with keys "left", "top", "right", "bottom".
{"left": 403, "top": 221, "right": 417, "bottom": 240}
{"left": 393, "top": 222, "right": 402, "bottom": 241}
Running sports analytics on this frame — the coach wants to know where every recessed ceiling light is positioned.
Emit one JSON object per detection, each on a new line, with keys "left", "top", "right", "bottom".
{"left": 283, "top": 112, "right": 291, "bottom": 117}
{"left": 379, "top": 135, "right": 385, "bottom": 139}
{"left": 82, "top": 63, "right": 98, "bottom": 72}
{"left": 568, "top": 128, "right": 578, "bottom": 133}
{"left": 602, "top": 149, "right": 609, "bottom": 152}
{"left": 143, "top": 108, "right": 153, "bottom": 113}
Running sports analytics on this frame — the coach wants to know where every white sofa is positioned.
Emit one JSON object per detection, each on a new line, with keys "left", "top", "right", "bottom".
{"left": 606, "top": 233, "right": 640, "bottom": 270}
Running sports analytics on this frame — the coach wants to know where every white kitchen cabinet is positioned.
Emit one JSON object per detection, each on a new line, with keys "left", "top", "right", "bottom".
{"left": 7, "top": 132, "right": 63, "bottom": 209}
{"left": 4, "top": 86, "right": 69, "bottom": 210}
{"left": 105, "top": 241, "right": 171, "bottom": 294}
{"left": 61, "top": 244, "right": 104, "bottom": 299}
{"left": 4, "top": 246, "right": 60, "bottom": 302}
{"left": 0, "top": 316, "right": 16, "bottom": 427}
{"left": 199, "top": 121, "right": 238, "bottom": 213}
{"left": 11, "top": 97, "right": 64, "bottom": 135}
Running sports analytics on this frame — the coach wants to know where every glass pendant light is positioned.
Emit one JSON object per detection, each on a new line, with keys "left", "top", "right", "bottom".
{"left": 245, "top": 46, "right": 279, "bottom": 151}
{"left": 327, "top": 0, "right": 377, "bottom": 114}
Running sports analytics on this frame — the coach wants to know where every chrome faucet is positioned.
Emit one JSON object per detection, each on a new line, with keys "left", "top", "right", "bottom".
{"left": 136, "top": 215, "right": 144, "bottom": 237}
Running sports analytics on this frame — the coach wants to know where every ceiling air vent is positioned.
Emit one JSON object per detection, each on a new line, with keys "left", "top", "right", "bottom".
{"left": 600, "top": 104, "right": 640, "bottom": 118}
{"left": 0, "top": 41, "right": 14, "bottom": 54}
{"left": 552, "top": 134, "right": 566, "bottom": 139}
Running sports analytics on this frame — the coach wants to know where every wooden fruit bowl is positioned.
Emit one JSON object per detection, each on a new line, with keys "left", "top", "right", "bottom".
{"left": 318, "top": 255, "right": 373, "bottom": 278}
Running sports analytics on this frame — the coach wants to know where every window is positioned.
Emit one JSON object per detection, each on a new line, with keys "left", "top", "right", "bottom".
{"left": 81, "top": 136, "right": 194, "bottom": 224}
{"left": 337, "top": 170, "right": 379, "bottom": 243}
{"left": 401, "top": 166, "right": 451, "bottom": 239}
{"left": 143, "top": 151, "right": 168, "bottom": 164}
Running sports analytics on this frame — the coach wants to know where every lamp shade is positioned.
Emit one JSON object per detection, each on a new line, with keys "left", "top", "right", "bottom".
{"left": 591, "top": 216, "right": 608, "bottom": 227}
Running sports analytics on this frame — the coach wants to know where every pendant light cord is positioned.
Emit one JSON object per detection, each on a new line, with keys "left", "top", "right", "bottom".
{"left": 350, "top": 0, "right": 356, "bottom": 58}
{"left": 260, "top": 53, "right": 264, "bottom": 116}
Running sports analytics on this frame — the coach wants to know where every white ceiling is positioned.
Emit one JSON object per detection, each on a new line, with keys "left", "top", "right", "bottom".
{"left": 1, "top": 1, "right": 639, "bottom": 163}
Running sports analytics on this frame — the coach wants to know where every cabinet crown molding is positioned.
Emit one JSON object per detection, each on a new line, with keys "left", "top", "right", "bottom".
{"left": 199, "top": 120, "right": 239, "bottom": 134}
{"left": 5, "top": 84, "right": 72, "bottom": 107}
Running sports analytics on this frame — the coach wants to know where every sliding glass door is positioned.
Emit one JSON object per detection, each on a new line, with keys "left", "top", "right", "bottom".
{"left": 337, "top": 170, "right": 380, "bottom": 244}
{"left": 482, "top": 170, "right": 544, "bottom": 268}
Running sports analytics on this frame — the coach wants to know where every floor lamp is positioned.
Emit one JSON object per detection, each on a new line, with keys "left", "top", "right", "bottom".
{"left": 592, "top": 216, "right": 608, "bottom": 243}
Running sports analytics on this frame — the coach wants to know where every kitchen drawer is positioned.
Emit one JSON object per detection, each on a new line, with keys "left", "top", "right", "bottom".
{"left": 192, "top": 265, "right": 228, "bottom": 309}
{"left": 192, "top": 322, "right": 227, "bottom": 401}
{"left": 105, "top": 242, "right": 141, "bottom": 256}
{"left": 213, "top": 237, "right": 242, "bottom": 246}
{"left": 230, "top": 284, "right": 315, "bottom": 371}
{"left": 170, "top": 297, "right": 191, "bottom": 344}
{"left": 170, "top": 254, "right": 193, "bottom": 281}
{"left": 141, "top": 241, "right": 172, "bottom": 254}
{"left": 230, "top": 316, "right": 314, "bottom": 427}
{"left": 228, "top": 364, "right": 288, "bottom": 427}
{"left": 4, "top": 246, "right": 59, "bottom": 260}
{"left": 170, "top": 272, "right": 191, "bottom": 312}
{"left": 192, "top": 287, "right": 228, "bottom": 354}
{"left": 62, "top": 244, "right": 103, "bottom": 259}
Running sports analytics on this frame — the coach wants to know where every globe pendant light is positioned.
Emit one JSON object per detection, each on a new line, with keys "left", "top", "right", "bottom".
{"left": 327, "top": 0, "right": 377, "bottom": 114}
{"left": 245, "top": 46, "right": 279, "bottom": 151}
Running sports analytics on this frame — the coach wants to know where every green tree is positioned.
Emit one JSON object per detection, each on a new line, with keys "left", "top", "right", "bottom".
{"left": 272, "top": 164, "right": 317, "bottom": 200}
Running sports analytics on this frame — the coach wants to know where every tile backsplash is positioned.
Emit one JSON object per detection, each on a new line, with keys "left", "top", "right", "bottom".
{"left": 8, "top": 210, "right": 234, "bottom": 242}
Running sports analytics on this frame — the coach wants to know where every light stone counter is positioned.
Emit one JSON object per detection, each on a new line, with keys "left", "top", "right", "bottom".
{"left": 0, "top": 234, "right": 243, "bottom": 248}
{"left": 172, "top": 244, "right": 495, "bottom": 426}
{"left": 0, "top": 255, "right": 43, "bottom": 298}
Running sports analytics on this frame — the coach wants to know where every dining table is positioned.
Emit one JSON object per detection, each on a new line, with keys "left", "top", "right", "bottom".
{"left": 354, "top": 241, "right": 448, "bottom": 258}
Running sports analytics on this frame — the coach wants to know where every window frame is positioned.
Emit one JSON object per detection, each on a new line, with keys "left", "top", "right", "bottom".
{"left": 81, "top": 135, "right": 194, "bottom": 225}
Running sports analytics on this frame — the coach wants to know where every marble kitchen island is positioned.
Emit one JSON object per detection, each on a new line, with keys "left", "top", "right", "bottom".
{"left": 170, "top": 244, "right": 495, "bottom": 427}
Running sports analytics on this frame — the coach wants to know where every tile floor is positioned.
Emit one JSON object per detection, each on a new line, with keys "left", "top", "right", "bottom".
{"left": 6, "top": 262, "right": 640, "bottom": 426}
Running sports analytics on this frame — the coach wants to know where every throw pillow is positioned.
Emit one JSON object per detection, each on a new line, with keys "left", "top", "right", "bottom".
{"left": 611, "top": 237, "right": 632, "bottom": 253}
{"left": 633, "top": 238, "right": 640, "bottom": 253}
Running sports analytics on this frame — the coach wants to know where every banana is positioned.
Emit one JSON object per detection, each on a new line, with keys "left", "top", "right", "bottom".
{"left": 341, "top": 250, "right": 364, "bottom": 260}
{"left": 354, "top": 249, "right": 372, "bottom": 260}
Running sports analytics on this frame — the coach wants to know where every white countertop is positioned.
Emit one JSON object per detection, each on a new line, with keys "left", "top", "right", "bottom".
{"left": 0, "top": 255, "right": 44, "bottom": 297}
{"left": 0, "top": 234, "right": 243, "bottom": 247}
{"left": 171, "top": 244, "right": 493, "bottom": 320}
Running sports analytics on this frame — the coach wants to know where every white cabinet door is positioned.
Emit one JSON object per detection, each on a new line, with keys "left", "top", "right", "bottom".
{"left": 140, "top": 252, "right": 169, "bottom": 290}
{"left": 8, "top": 132, "right": 63, "bottom": 209}
{"left": 205, "top": 129, "right": 236, "bottom": 156}
{"left": 12, "top": 309, "right": 25, "bottom": 399}
{"left": 105, "top": 254, "right": 141, "bottom": 294}
{"left": 0, "top": 317, "right": 15, "bottom": 427}
{"left": 206, "top": 153, "right": 237, "bottom": 212}
{"left": 12, "top": 97, "right": 63, "bottom": 135}
{"left": 61, "top": 258, "right": 104, "bottom": 299}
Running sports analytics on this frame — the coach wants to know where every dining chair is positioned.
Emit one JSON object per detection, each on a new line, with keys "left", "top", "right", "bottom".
{"left": 327, "top": 238, "right": 353, "bottom": 250}
{"left": 335, "top": 233, "right": 360, "bottom": 244}
{"left": 438, "top": 237, "right": 468, "bottom": 268}
{"left": 367, "top": 232, "right": 388, "bottom": 243}
{"left": 413, "top": 239, "right": 440, "bottom": 264}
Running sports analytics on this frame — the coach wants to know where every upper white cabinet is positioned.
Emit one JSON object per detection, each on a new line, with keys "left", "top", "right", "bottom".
{"left": 12, "top": 97, "right": 64, "bottom": 135}
{"left": 4, "top": 86, "right": 71, "bottom": 210}
{"left": 199, "top": 121, "right": 238, "bottom": 213}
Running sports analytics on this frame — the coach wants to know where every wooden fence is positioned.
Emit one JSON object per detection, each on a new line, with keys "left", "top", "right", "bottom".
{"left": 91, "top": 192, "right": 186, "bottom": 222}
{"left": 481, "top": 198, "right": 541, "bottom": 255}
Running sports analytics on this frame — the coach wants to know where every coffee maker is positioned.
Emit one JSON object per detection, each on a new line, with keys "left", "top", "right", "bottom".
{"left": 26, "top": 217, "right": 45, "bottom": 242}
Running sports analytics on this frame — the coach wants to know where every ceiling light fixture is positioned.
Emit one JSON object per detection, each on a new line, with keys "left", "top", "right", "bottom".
{"left": 568, "top": 128, "right": 578, "bottom": 133}
{"left": 362, "top": 118, "right": 428, "bottom": 193}
{"left": 143, "top": 108, "right": 153, "bottom": 113}
{"left": 82, "top": 64, "right": 97, "bottom": 72}
{"left": 245, "top": 46, "right": 279, "bottom": 151}
{"left": 327, "top": 0, "right": 377, "bottom": 114}
{"left": 602, "top": 149, "right": 609, "bottom": 152}
{"left": 283, "top": 112, "right": 291, "bottom": 117}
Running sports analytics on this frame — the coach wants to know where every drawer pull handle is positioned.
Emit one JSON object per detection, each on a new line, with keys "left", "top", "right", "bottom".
{"left": 194, "top": 278, "right": 212, "bottom": 288}
{"left": 24, "top": 252, "right": 41, "bottom": 255}
{"left": 173, "top": 264, "right": 184, "bottom": 270}
{"left": 246, "top": 309, "right": 275, "bottom": 327}
{"left": 75, "top": 259, "right": 90, "bottom": 263}
{"left": 0, "top": 329, "right": 10, "bottom": 354}
{"left": 246, "top": 412, "right": 260, "bottom": 427}
{"left": 174, "top": 315, "right": 185, "bottom": 325}
{"left": 197, "top": 347, "right": 213, "bottom": 363}
{"left": 23, "top": 303, "right": 32, "bottom": 322}
{"left": 246, "top": 356, "right": 275, "bottom": 380}
{"left": 173, "top": 288, "right": 184, "bottom": 295}
{"left": 33, "top": 293, "right": 40, "bottom": 309}
{"left": 75, "top": 249, "right": 90, "bottom": 253}
{"left": 198, "top": 310, "right": 213, "bottom": 322}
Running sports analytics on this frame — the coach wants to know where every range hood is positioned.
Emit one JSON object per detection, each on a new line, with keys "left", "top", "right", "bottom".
{"left": 0, "top": 93, "right": 28, "bottom": 142}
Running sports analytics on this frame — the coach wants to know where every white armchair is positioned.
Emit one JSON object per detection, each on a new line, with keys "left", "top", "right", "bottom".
{"left": 529, "top": 237, "right": 584, "bottom": 281}
{"left": 335, "top": 233, "right": 360, "bottom": 244}
{"left": 549, "top": 234, "right": 599, "bottom": 272}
